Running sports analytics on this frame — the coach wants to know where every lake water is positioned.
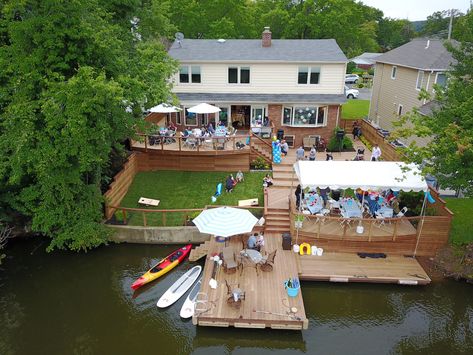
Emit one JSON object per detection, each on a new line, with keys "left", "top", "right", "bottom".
{"left": 1, "top": 238, "right": 472, "bottom": 354}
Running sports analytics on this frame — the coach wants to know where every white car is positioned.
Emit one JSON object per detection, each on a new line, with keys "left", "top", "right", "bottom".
{"left": 345, "top": 85, "right": 359, "bottom": 99}
{"left": 345, "top": 74, "right": 360, "bottom": 84}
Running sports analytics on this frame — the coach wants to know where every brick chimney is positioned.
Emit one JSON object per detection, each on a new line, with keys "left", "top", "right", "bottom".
{"left": 262, "top": 26, "right": 272, "bottom": 47}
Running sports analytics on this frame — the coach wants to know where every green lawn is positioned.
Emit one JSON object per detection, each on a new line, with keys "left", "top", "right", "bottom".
{"left": 445, "top": 198, "right": 473, "bottom": 245}
{"left": 119, "top": 170, "right": 267, "bottom": 226}
{"left": 341, "top": 100, "right": 370, "bottom": 120}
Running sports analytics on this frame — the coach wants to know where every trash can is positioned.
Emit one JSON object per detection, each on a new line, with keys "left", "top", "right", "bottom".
{"left": 282, "top": 232, "right": 292, "bottom": 250}
{"left": 277, "top": 129, "right": 284, "bottom": 141}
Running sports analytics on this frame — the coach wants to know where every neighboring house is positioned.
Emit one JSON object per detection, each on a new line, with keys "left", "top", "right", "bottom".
{"left": 349, "top": 52, "right": 382, "bottom": 70}
{"left": 369, "top": 38, "right": 455, "bottom": 140}
{"left": 167, "top": 27, "right": 347, "bottom": 147}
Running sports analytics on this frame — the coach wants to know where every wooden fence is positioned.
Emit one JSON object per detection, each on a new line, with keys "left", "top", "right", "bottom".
{"left": 108, "top": 204, "right": 264, "bottom": 227}
{"left": 359, "top": 119, "right": 402, "bottom": 161}
{"left": 103, "top": 153, "right": 139, "bottom": 219}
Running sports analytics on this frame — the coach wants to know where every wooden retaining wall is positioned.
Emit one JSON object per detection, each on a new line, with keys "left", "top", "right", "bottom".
{"left": 103, "top": 153, "right": 139, "bottom": 219}
{"left": 134, "top": 148, "right": 250, "bottom": 172}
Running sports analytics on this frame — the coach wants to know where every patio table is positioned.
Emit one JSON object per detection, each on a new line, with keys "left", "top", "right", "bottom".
{"left": 305, "top": 198, "right": 323, "bottom": 214}
{"left": 240, "top": 249, "right": 263, "bottom": 264}
{"left": 340, "top": 199, "right": 362, "bottom": 218}
{"left": 377, "top": 206, "right": 394, "bottom": 218}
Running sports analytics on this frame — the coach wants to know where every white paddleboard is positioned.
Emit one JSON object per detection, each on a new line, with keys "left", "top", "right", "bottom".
{"left": 179, "top": 278, "right": 202, "bottom": 319}
{"left": 157, "top": 265, "right": 201, "bottom": 308}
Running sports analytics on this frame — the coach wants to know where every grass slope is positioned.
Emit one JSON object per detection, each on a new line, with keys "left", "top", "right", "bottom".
{"left": 120, "top": 170, "right": 266, "bottom": 226}
{"left": 445, "top": 198, "right": 473, "bottom": 245}
{"left": 341, "top": 100, "right": 370, "bottom": 120}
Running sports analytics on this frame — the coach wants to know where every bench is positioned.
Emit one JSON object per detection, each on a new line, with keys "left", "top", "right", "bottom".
{"left": 238, "top": 198, "right": 259, "bottom": 207}
{"left": 138, "top": 197, "right": 160, "bottom": 207}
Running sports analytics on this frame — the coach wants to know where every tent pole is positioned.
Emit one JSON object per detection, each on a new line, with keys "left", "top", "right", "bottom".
{"left": 413, "top": 192, "right": 428, "bottom": 256}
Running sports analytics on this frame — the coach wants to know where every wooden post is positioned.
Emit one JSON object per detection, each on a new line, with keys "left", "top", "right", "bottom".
{"left": 232, "top": 136, "right": 236, "bottom": 151}
{"left": 392, "top": 218, "right": 398, "bottom": 241}
{"left": 342, "top": 221, "right": 347, "bottom": 239}
{"left": 197, "top": 138, "right": 200, "bottom": 152}
{"left": 161, "top": 136, "right": 164, "bottom": 151}
{"left": 162, "top": 213, "right": 166, "bottom": 226}
{"left": 368, "top": 219, "right": 373, "bottom": 241}
{"left": 178, "top": 136, "right": 181, "bottom": 151}
{"left": 122, "top": 209, "right": 127, "bottom": 224}
{"left": 143, "top": 212, "right": 147, "bottom": 227}
{"left": 144, "top": 135, "right": 148, "bottom": 152}
{"left": 317, "top": 217, "right": 321, "bottom": 238}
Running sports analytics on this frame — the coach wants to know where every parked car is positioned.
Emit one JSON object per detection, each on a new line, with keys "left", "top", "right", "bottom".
{"left": 345, "top": 74, "right": 360, "bottom": 84}
{"left": 345, "top": 85, "right": 359, "bottom": 99}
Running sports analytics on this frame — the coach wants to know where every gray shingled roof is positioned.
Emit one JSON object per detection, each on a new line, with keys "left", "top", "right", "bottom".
{"left": 418, "top": 101, "right": 441, "bottom": 116}
{"left": 168, "top": 39, "right": 347, "bottom": 62}
{"left": 176, "top": 93, "right": 346, "bottom": 104}
{"left": 375, "top": 38, "right": 456, "bottom": 70}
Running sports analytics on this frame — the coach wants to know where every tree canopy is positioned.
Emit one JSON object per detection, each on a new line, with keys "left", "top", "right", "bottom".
{"left": 0, "top": 0, "right": 176, "bottom": 250}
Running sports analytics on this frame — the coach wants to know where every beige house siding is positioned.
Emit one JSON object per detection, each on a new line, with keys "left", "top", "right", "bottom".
{"left": 172, "top": 62, "right": 345, "bottom": 95}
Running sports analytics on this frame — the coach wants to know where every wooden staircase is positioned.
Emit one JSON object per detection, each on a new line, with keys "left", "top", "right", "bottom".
{"left": 264, "top": 208, "right": 290, "bottom": 234}
{"left": 272, "top": 162, "right": 299, "bottom": 188}
{"left": 189, "top": 240, "right": 211, "bottom": 262}
{"left": 250, "top": 133, "right": 272, "bottom": 165}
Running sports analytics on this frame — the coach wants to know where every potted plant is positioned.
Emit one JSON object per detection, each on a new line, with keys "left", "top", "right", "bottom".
{"left": 112, "top": 210, "right": 127, "bottom": 225}
{"left": 294, "top": 215, "right": 304, "bottom": 229}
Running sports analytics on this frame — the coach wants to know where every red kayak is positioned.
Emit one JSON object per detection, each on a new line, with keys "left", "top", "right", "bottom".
{"left": 131, "top": 244, "right": 192, "bottom": 290}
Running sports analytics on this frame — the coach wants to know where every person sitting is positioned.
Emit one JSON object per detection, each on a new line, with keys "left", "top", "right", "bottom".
{"left": 168, "top": 121, "right": 177, "bottom": 131}
{"left": 263, "top": 174, "right": 273, "bottom": 187}
{"left": 236, "top": 170, "right": 244, "bottom": 183}
{"left": 225, "top": 175, "right": 234, "bottom": 193}
{"left": 280, "top": 140, "right": 289, "bottom": 156}
{"left": 256, "top": 233, "right": 265, "bottom": 252}
{"left": 247, "top": 233, "right": 258, "bottom": 250}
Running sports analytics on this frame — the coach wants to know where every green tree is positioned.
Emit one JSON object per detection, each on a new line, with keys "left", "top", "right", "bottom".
{"left": 421, "top": 10, "right": 463, "bottom": 38}
{"left": 392, "top": 37, "right": 473, "bottom": 196}
{"left": 0, "top": 0, "right": 176, "bottom": 251}
{"left": 377, "top": 18, "right": 415, "bottom": 51}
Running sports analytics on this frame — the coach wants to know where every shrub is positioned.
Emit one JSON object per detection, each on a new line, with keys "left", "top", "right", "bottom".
{"left": 346, "top": 61, "right": 357, "bottom": 73}
{"left": 251, "top": 157, "right": 270, "bottom": 170}
{"left": 356, "top": 83, "right": 364, "bottom": 88}
{"left": 327, "top": 127, "right": 354, "bottom": 152}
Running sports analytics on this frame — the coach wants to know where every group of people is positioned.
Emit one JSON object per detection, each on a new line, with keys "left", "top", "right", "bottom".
{"left": 356, "top": 188, "right": 401, "bottom": 216}
{"left": 225, "top": 171, "right": 244, "bottom": 193}
{"left": 247, "top": 232, "right": 265, "bottom": 252}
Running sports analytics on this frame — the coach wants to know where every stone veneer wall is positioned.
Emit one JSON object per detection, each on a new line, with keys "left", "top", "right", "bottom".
{"left": 268, "top": 104, "right": 340, "bottom": 147}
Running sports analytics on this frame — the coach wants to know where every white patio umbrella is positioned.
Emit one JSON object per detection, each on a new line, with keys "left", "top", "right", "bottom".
{"left": 149, "top": 103, "right": 181, "bottom": 113}
{"left": 193, "top": 206, "right": 258, "bottom": 238}
{"left": 187, "top": 103, "right": 221, "bottom": 114}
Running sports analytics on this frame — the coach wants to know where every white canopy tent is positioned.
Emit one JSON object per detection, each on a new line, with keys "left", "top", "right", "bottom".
{"left": 187, "top": 103, "right": 221, "bottom": 114}
{"left": 149, "top": 103, "right": 181, "bottom": 113}
{"left": 293, "top": 161, "right": 428, "bottom": 192}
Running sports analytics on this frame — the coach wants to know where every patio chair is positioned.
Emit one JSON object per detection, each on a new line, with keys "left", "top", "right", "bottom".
{"left": 315, "top": 208, "right": 330, "bottom": 224}
{"left": 225, "top": 280, "right": 245, "bottom": 308}
{"left": 339, "top": 210, "right": 352, "bottom": 227}
{"left": 183, "top": 137, "right": 197, "bottom": 149}
{"left": 396, "top": 207, "right": 408, "bottom": 218}
{"left": 259, "top": 249, "right": 277, "bottom": 272}
{"left": 375, "top": 211, "right": 386, "bottom": 227}
{"left": 222, "top": 246, "right": 238, "bottom": 274}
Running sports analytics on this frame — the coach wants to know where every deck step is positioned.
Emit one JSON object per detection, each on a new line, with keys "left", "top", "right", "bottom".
{"left": 189, "top": 240, "right": 211, "bottom": 262}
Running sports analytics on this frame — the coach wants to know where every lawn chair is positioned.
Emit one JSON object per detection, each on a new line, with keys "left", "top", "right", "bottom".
{"left": 225, "top": 280, "right": 245, "bottom": 308}
{"left": 222, "top": 246, "right": 238, "bottom": 274}
{"left": 259, "top": 249, "right": 277, "bottom": 272}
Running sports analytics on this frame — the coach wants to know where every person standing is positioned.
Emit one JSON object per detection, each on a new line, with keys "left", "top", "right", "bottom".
{"left": 295, "top": 184, "right": 304, "bottom": 209}
{"left": 371, "top": 144, "right": 382, "bottom": 161}
{"left": 309, "top": 147, "right": 316, "bottom": 161}
{"left": 296, "top": 146, "right": 305, "bottom": 161}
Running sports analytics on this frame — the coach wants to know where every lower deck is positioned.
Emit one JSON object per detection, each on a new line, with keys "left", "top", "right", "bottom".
{"left": 297, "top": 252, "right": 431, "bottom": 285}
{"left": 193, "top": 233, "right": 308, "bottom": 330}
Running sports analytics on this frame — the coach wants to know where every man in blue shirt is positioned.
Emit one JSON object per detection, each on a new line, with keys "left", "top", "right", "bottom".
{"left": 247, "top": 233, "right": 257, "bottom": 249}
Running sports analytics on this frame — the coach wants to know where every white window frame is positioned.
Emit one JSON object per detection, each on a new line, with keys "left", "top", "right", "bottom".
{"left": 228, "top": 66, "right": 251, "bottom": 84}
{"left": 297, "top": 66, "right": 321, "bottom": 85}
{"left": 250, "top": 105, "right": 266, "bottom": 127}
{"left": 435, "top": 72, "right": 447, "bottom": 87}
{"left": 183, "top": 107, "right": 198, "bottom": 126}
{"left": 397, "top": 104, "right": 403, "bottom": 116}
{"left": 391, "top": 66, "right": 397, "bottom": 79}
{"left": 416, "top": 70, "right": 424, "bottom": 91}
{"left": 179, "top": 65, "right": 201, "bottom": 84}
{"left": 176, "top": 111, "right": 181, "bottom": 125}
{"left": 280, "top": 105, "right": 328, "bottom": 127}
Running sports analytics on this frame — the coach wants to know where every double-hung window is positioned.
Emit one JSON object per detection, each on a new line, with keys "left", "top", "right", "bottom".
{"left": 391, "top": 66, "right": 397, "bottom": 79}
{"left": 298, "top": 67, "right": 320, "bottom": 84}
{"left": 435, "top": 72, "right": 447, "bottom": 88}
{"left": 179, "top": 65, "right": 201, "bottom": 83}
{"left": 228, "top": 67, "right": 250, "bottom": 84}
{"left": 416, "top": 70, "right": 424, "bottom": 90}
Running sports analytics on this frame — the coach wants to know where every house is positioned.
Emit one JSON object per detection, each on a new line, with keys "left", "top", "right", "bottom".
{"left": 166, "top": 27, "right": 347, "bottom": 147}
{"left": 349, "top": 52, "right": 382, "bottom": 70}
{"left": 368, "top": 38, "right": 455, "bottom": 139}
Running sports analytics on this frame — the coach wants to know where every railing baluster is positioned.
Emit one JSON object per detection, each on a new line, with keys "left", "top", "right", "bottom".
{"left": 162, "top": 213, "right": 166, "bottom": 226}
{"left": 144, "top": 134, "right": 148, "bottom": 152}
{"left": 143, "top": 212, "right": 147, "bottom": 227}
{"left": 122, "top": 209, "right": 127, "bottom": 224}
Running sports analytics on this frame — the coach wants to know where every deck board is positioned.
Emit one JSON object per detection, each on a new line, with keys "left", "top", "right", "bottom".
{"left": 193, "top": 232, "right": 308, "bottom": 330}
{"left": 298, "top": 252, "right": 431, "bottom": 285}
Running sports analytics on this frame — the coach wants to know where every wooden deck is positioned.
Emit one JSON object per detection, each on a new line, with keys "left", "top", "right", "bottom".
{"left": 193, "top": 233, "right": 309, "bottom": 330}
{"left": 298, "top": 252, "right": 431, "bottom": 285}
